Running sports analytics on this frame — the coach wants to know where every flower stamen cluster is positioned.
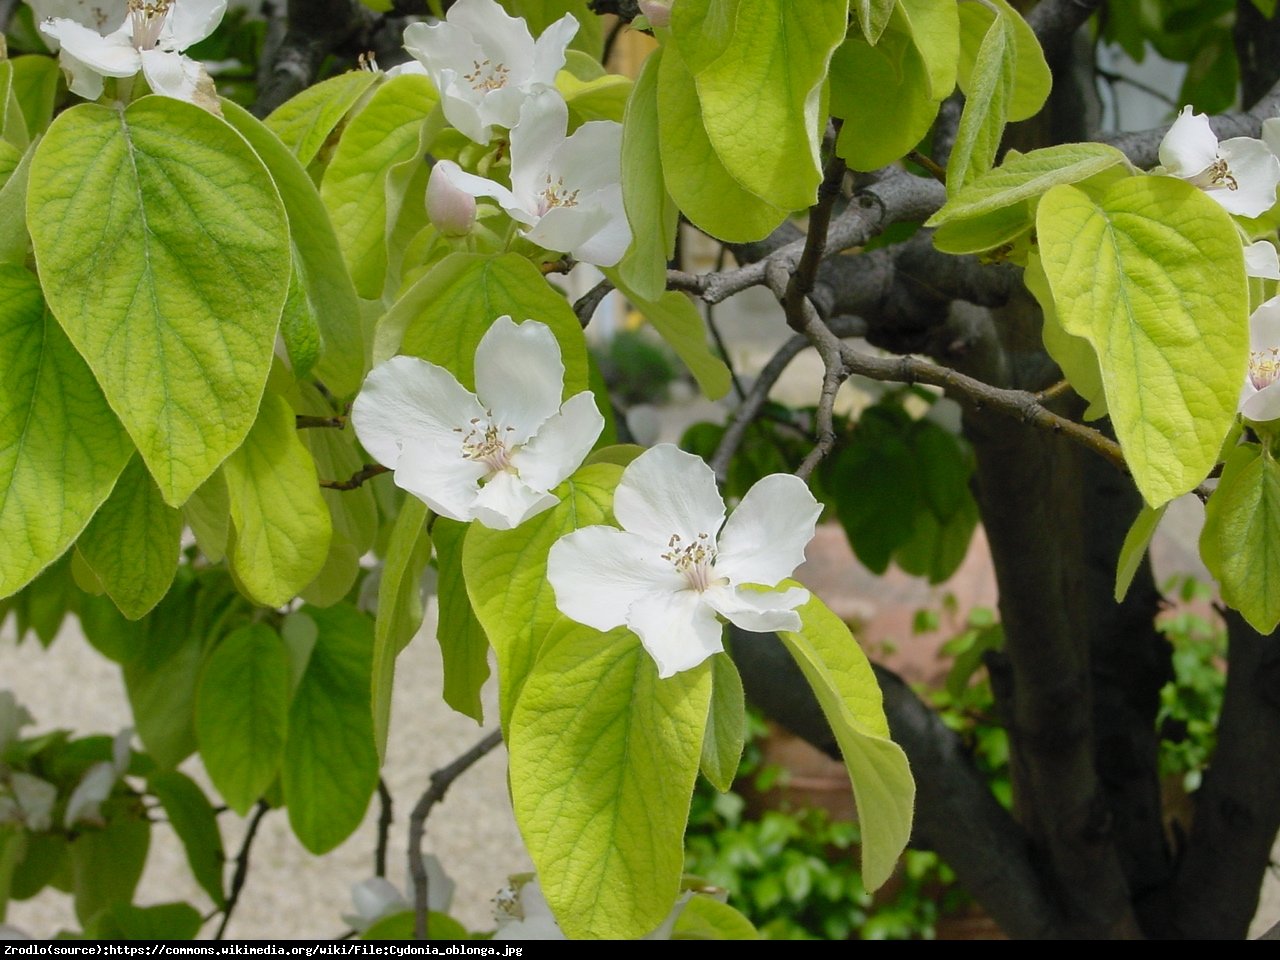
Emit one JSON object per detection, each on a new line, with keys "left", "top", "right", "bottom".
{"left": 457, "top": 415, "right": 517, "bottom": 474}
{"left": 463, "top": 57, "right": 510, "bottom": 92}
{"left": 1250, "top": 347, "right": 1280, "bottom": 393}
{"left": 127, "top": 0, "right": 170, "bottom": 49}
{"left": 661, "top": 533, "right": 722, "bottom": 593}
{"left": 1185, "top": 157, "right": 1237, "bottom": 193}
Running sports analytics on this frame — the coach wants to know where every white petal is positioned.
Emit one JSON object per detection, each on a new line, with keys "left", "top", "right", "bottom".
{"left": 64, "top": 760, "right": 118, "bottom": 827}
{"left": 552, "top": 120, "right": 623, "bottom": 195}
{"left": 393, "top": 437, "right": 488, "bottom": 522}
{"left": 1245, "top": 240, "right": 1280, "bottom": 279}
{"left": 548, "top": 526, "right": 681, "bottom": 631}
{"left": 515, "top": 391, "right": 604, "bottom": 492}
{"left": 45, "top": 19, "right": 139, "bottom": 77}
{"left": 510, "top": 89, "right": 569, "bottom": 207}
{"left": 626, "top": 588, "right": 725, "bottom": 678}
{"left": 437, "top": 159, "right": 532, "bottom": 224}
{"left": 352, "top": 355, "right": 485, "bottom": 468}
{"left": 11, "top": 773, "right": 56, "bottom": 832}
{"left": 421, "top": 854, "right": 455, "bottom": 913}
{"left": 427, "top": 162, "right": 477, "bottom": 237}
{"left": 613, "top": 444, "right": 726, "bottom": 547}
{"left": 403, "top": 21, "right": 493, "bottom": 141}
{"left": 529, "top": 13, "right": 578, "bottom": 88}
{"left": 28, "top": 0, "right": 126, "bottom": 34}
{"left": 1242, "top": 382, "right": 1280, "bottom": 422}
{"left": 57, "top": 47, "right": 106, "bottom": 99}
{"left": 1159, "top": 106, "right": 1219, "bottom": 177}
{"left": 383, "top": 60, "right": 429, "bottom": 78}
{"left": 563, "top": 185, "right": 631, "bottom": 267}
{"left": 471, "top": 470, "right": 558, "bottom": 529}
{"left": 1251, "top": 296, "right": 1280, "bottom": 350}
{"left": 522, "top": 203, "right": 612, "bottom": 261}
{"left": 715, "top": 473, "right": 821, "bottom": 587}
{"left": 702, "top": 583, "right": 808, "bottom": 634}
{"left": 0, "top": 924, "right": 30, "bottom": 939}
{"left": 474, "top": 317, "right": 564, "bottom": 441}
{"left": 1216, "top": 137, "right": 1280, "bottom": 217}
{"left": 166, "top": 0, "right": 226, "bottom": 49}
{"left": 140, "top": 48, "right": 205, "bottom": 102}
{"left": 350, "top": 877, "right": 408, "bottom": 926}
{"left": 1264, "top": 117, "right": 1280, "bottom": 161}
{"left": 448, "top": 0, "right": 536, "bottom": 81}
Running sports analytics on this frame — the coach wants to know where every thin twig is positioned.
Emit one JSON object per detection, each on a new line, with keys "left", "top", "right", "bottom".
{"left": 704, "top": 245, "right": 747, "bottom": 402}
{"left": 408, "top": 729, "right": 504, "bottom": 940}
{"left": 296, "top": 414, "right": 347, "bottom": 430}
{"left": 215, "top": 801, "right": 270, "bottom": 940}
{"left": 1034, "top": 379, "right": 1072, "bottom": 402}
{"left": 907, "top": 149, "right": 948, "bottom": 184}
{"left": 375, "top": 779, "right": 393, "bottom": 879}
{"left": 321, "top": 463, "right": 390, "bottom": 490}
{"left": 573, "top": 278, "right": 615, "bottom": 328}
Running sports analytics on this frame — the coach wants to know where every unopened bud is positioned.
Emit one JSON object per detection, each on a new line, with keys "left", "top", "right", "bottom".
{"left": 427, "top": 163, "right": 477, "bottom": 237}
{"left": 638, "top": 0, "right": 672, "bottom": 28}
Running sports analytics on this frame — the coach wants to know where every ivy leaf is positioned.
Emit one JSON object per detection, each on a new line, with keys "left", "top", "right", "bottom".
{"left": 509, "top": 621, "right": 712, "bottom": 939}
{"left": 28, "top": 96, "right": 291, "bottom": 506}
{"left": 1037, "top": 177, "right": 1248, "bottom": 506}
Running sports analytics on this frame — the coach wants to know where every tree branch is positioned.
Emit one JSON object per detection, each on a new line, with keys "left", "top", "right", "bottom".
{"left": 252, "top": 0, "right": 375, "bottom": 117}
{"left": 215, "top": 801, "right": 271, "bottom": 940}
{"left": 321, "top": 463, "right": 390, "bottom": 490}
{"left": 375, "top": 778, "right": 393, "bottom": 879}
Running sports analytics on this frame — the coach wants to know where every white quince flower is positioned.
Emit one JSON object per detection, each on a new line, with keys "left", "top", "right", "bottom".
{"left": 25, "top": 0, "right": 127, "bottom": 47}
{"left": 1158, "top": 106, "right": 1280, "bottom": 218}
{"left": 352, "top": 316, "right": 604, "bottom": 530}
{"left": 41, "top": 0, "right": 226, "bottom": 103}
{"left": 1242, "top": 296, "right": 1280, "bottom": 423}
{"left": 438, "top": 90, "right": 631, "bottom": 267}
{"left": 1246, "top": 240, "right": 1280, "bottom": 280}
{"left": 548, "top": 444, "right": 820, "bottom": 678}
{"left": 343, "top": 856, "right": 454, "bottom": 932}
{"left": 64, "top": 727, "right": 132, "bottom": 828}
{"left": 402, "top": 0, "right": 577, "bottom": 145}
{"left": 493, "top": 875, "right": 690, "bottom": 940}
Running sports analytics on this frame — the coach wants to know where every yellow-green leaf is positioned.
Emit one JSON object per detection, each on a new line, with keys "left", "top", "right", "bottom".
{"left": 1201, "top": 444, "right": 1280, "bottom": 633}
{"left": 265, "top": 70, "right": 379, "bottom": 167}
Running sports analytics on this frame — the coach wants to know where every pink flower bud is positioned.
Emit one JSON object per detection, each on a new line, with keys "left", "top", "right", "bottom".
{"left": 426, "top": 163, "right": 476, "bottom": 237}
{"left": 638, "top": 0, "right": 671, "bottom": 28}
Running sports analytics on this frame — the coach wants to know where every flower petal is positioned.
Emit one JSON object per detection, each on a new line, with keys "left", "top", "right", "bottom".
{"left": 1245, "top": 240, "right": 1280, "bottom": 280}
{"left": 702, "top": 583, "right": 808, "bottom": 634}
{"left": 626, "top": 588, "right": 725, "bottom": 678}
{"left": 1264, "top": 117, "right": 1280, "bottom": 161}
{"left": 437, "top": 159, "right": 532, "bottom": 224}
{"left": 1250, "top": 295, "right": 1280, "bottom": 351}
{"left": 55, "top": 47, "right": 106, "bottom": 99}
{"left": 562, "top": 184, "right": 631, "bottom": 267}
{"left": 140, "top": 48, "right": 206, "bottom": 102}
{"left": 715, "top": 473, "right": 821, "bottom": 587}
{"left": 529, "top": 13, "right": 578, "bottom": 87}
{"left": 474, "top": 317, "right": 564, "bottom": 441}
{"left": 510, "top": 89, "right": 570, "bottom": 208}
{"left": 350, "top": 877, "right": 408, "bottom": 927}
{"left": 403, "top": 21, "right": 492, "bottom": 142}
{"left": 352, "top": 355, "right": 486, "bottom": 468}
{"left": 45, "top": 19, "right": 138, "bottom": 77}
{"left": 448, "top": 0, "right": 536, "bottom": 81}
{"left": 552, "top": 120, "right": 623, "bottom": 194}
{"left": 1242, "top": 382, "right": 1280, "bottom": 422}
{"left": 613, "top": 444, "right": 726, "bottom": 548}
{"left": 393, "top": 437, "right": 488, "bottom": 522}
{"left": 521, "top": 203, "right": 612, "bottom": 262}
{"left": 548, "top": 526, "right": 680, "bottom": 631}
{"left": 1215, "top": 137, "right": 1280, "bottom": 217}
{"left": 471, "top": 470, "right": 558, "bottom": 529}
{"left": 1158, "top": 106, "right": 1219, "bottom": 177}
{"left": 165, "top": 0, "right": 226, "bottom": 50}
{"left": 515, "top": 391, "right": 604, "bottom": 492}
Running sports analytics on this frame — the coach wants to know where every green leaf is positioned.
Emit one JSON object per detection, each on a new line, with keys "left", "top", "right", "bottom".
{"left": 692, "top": 0, "right": 848, "bottom": 211}
{"left": 265, "top": 70, "right": 379, "bottom": 168}
{"left": 700, "top": 653, "right": 745, "bottom": 792}
{"left": 1115, "top": 503, "right": 1166, "bottom": 603}
{"left": 463, "top": 463, "right": 620, "bottom": 730}
{"left": 893, "top": 494, "right": 978, "bottom": 584}
{"left": 87, "top": 902, "right": 202, "bottom": 940}
{"left": 281, "top": 610, "right": 318, "bottom": 694}
{"left": 0, "top": 140, "right": 33, "bottom": 265}
{"left": 395, "top": 253, "right": 590, "bottom": 395}
{"left": 195, "top": 623, "right": 291, "bottom": 815}
{"left": 897, "top": 0, "right": 959, "bottom": 99}
{"left": 505, "top": 0, "right": 604, "bottom": 58}
{"left": 383, "top": 109, "right": 442, "bottom": 300}
{"left": 283, "top": 603, "right": 379, "bottom": 854}
{"left": 778, "top": 590, "right": 914, "bottom": 891}
{"left": 10, "top": 56, "right": 60, "bottom": 141}
{"left": 321, "top": 73, "right": 438, "bottom": 299}
{"left": 222, "top": 100, "right": 366, "bottom": 397}
{"left": 656, "top": 46, "right": 787, "bottom": 243}
{"left": 360, "top": 910, "right": 468, "bottom": 940}
{"left": 618, "top": 52, "right": 678, "bottom": 302}
{"left": 854, "top": 0, "right": 895, "bottom": 43}
{"left": 433, "top": 518, "right": 490, "bottom": 724}
{"left": 77, "top": 455, "right": 182, "bottom": 620}
{"left": 147, "top": 771, "right": 226, "bottom": 909}
{"left": 1201, "top": 444, "right": 1280, "bottom": 633}
{"left": 509, "top": 621, "right": 712, "bottom": 939}
{"left": 1037, "top": 177, "right": 1248, "bottom": 506}
{"left": 670, "top": 0, "right": 741, "bottom": 75}
{"left": 956, "top": 0, "right": 1050, "bottom": 123}
{"left": 604, "top": 270, "right": 731, "bottom": 399}
{"left": 28, "top": 96, "right": 291, "bottom": 506}
{"left": 0, "top": 266, "right": 132, "bottom": 598}
{"left": 929, "top": 143, "right": 1130, "bottom": 227}
{"left": 371, "top": 497, "right": 432, "bottom": 759}
{"left": 0, "top": 825, "right": 22, "bottom": 918}
{"left": 0, "top": 63, "right": 28, "bottom": 152}
{"left": 946, "top": 13, "right": 1015, "bottom": 192}
{"left": 224, "top": 393, "right": 332, "bottom": 607}
{"left": 70, "top": 812, "right": 150, "bottom": 925}
{"left": 183, "top": 472, "right": 230, "bottom": 565}
{"left": 559, "top": 70, "right": 632, "bottom": 125}
{"left": 1023, "top": 249, "right": 1106, "bottom": 419}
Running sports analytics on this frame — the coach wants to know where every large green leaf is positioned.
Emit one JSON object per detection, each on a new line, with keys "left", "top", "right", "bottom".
{"left": 656, "top": 46, "right": 787, "bottom": 243}
{"left": 0, "top": 266, "right": 131, "bottom": 598}
{"left": 265, "top": 70, "right": 379, "bottom": 168}
{"left": 618, "top": 52, "right": 678, "bottom": 302}
{"left": 670, "top": 0, "right": 740, "bottom": 74}
{"left": 147, "top": 770, "right": 226, "bottom": 909}
{"left": 69, "top": 810, "right": 150, "bottom": 925}
{"left": 1201, "top": 444, "right": 1280, "bottom": 633}
{"left": 897, "top": 0, "right": 959, "bottom": 99}
{"left": 0, "top": 141, "right": 33, "bottom": 265}
{"left": 672, "top": 895, "right": 759, "bottom": 939}
{"left": 195, "top": 622, "right": 291, "bottom": 815}
{"left": 463, "top": 463, "right": 620, "bottom": 730}
{"left": 700, "top": 653, "right": 745, "bottom": 793}
{"left": 692, "top": 0, "right": 848, "bottom": 211}
{"left": 1022, "top": 249, "right": 1106, "bottom": 419}
{"left": 77, "top": 455, "right": 182, "bottom": 620}
{"left": 371, "top": 496, "right": 432, "bottom": 758}
{"left": 222, "top": 100, "right": 365, "bottom": 397}
{"left": 28, "top": 96, "right": 291, "bottom": 506}
{"left": 956, "top": 0, "right": 1050, "bottom": 123}
{"left": 433, "top": 518, "right": 490, "bottom": 724}
{"left": 283, "top": 603, "right": 379, "bottom": 854}
{"left": 87, "top": 902, "right": 202, "bottom": 940}
{"left": 509, "top": 620, "right": 712, "bottom": 940}
{"left": 778, "top": 590, "right": 914, "bottom": 891}
{"left": 183, "top": 472, "right": 230, "bottom": 565}
{"left": 604, "top": 269, "right": 731, "bottom": 399}
{"left": 394, "top": 253, "right": 590, "bottom": 395}
{"left": 320, "top": 73, "right": 438, "bottom": 299}
{"left": 946, "top": 13, "right": 1015, "bottom": 192}
{"left": 505, "top": 0, "right": 604, "bottom": 58}
{"left": 10, "top": 56, "right": 60, "bottom": 141}
{"left": 223, "top": 393, "right": 332, "bottom": 607}
{"left": 1037, "top": 178, "right": 1248, "bottom": 506}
